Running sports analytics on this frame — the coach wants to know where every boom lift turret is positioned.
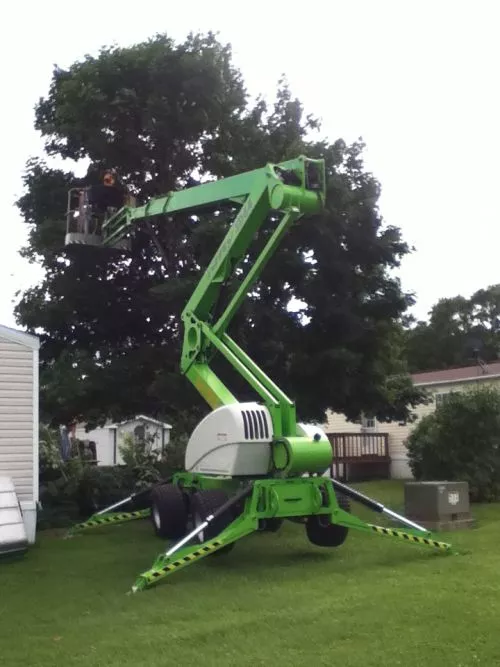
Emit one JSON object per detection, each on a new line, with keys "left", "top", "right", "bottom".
{"left": 64, "top": 158, "right": 453, "bottom": 593}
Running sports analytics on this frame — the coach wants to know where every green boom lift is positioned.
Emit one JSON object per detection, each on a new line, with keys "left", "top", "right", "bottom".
{"left": 64, "top": 158, "right": 453, "bottom": 593}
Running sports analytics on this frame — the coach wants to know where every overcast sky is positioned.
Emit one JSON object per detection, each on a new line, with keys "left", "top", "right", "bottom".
{"left": 2, "top": 0, "right": 498, "bottom": 329}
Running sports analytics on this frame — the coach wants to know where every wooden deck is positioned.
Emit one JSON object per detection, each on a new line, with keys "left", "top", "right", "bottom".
{"left": 327, "top": 432, "right": 390, "bottom": 481}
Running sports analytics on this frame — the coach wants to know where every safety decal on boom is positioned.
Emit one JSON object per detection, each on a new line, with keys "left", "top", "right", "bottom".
{"left": 369, "top": 524, "right": 451, "bottom": 550}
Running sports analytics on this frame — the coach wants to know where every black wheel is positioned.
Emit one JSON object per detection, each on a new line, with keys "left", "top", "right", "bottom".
{"left": 130, "top": 489, "right": 152, "bottom": 511}
{"left": 150, "top": 483, "right": 188, "bottom": 539}
{"left": 258, "top": 517, "right": 284, "bottom": 532}
{"left": 305, "top": 492, "right": 351, "bottom": 547}
{"left": 190, "top": 489, "right": 239, "bottom": 555}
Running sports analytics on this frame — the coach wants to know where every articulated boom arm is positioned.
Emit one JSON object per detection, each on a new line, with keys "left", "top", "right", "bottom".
{"left": 64, "top": 162, "right": 457, "bottom": 595}
{"left": 68, "top": 156, "right": 326, "bottom": 438}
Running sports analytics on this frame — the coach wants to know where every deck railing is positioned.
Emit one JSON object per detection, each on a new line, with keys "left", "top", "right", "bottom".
{"left": 327, "top": 432, "right": 390, "bottom": 481}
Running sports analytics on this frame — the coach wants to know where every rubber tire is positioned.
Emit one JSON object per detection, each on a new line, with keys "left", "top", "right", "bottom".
{"left": 150, "top": 483, "right": 188, "bottom": 540}
{"left": 305, "top": 492, "right": 351, "bottom": 548}
{"left": 130, "top": 489, "right": 152, "bottom": 511}
{"left": 190, "top": 489, "right": 238, "bottom": 555}
{"left": 258, "top": 517, "right": 284, "bottom": 532}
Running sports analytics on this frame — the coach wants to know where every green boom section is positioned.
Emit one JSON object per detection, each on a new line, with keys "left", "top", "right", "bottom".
{"left": 99, "top": 156, "right": 326, "bottom": 438}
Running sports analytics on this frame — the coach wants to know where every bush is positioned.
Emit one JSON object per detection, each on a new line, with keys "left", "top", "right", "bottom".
{"left": 118, "top": 431, "right": 163, "bottom": 491}
{"left": 38, "top": 458, "right": 137, "bottom": 529}
{"left": 37, "top": 423, "right": 191, "bottom": 529}
{"left": 406, "top": 385, "right": 500, "bottom": 501}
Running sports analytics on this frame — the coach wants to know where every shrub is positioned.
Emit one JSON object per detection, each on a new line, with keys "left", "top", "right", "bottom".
{"left": 37, "top": 425, "right": 137, "bottom": 527}
{"left": 37, "top": 421, "right": 192, "bottom": 528}
{"left": 118, "top": 431, "right": 163, "bottom": 491}
{"left": 406, "top": 385, "right": 500, "bottom": 501}
{"left": 38, "top": 457, "right": 136, "bottom": 528}
{"left": 163, "top": 431, "right": 189, "bottom": 473}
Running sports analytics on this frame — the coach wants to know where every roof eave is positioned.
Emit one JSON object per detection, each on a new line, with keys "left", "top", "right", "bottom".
{"left": 414, "top": 372, "right": 500, "bottom": 388}
{"left": 106, "top": 415, "right": 172, "bottom": 429}
{"left": 0, "top": 324, "right": 40, "bottom": 350}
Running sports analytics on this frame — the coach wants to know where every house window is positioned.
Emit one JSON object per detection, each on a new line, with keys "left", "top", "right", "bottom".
{"left": 435, "top": 391, "right": 457, "bottom": 407}
{"left": 361, "top": 415, "right": 377, "bottom": 431}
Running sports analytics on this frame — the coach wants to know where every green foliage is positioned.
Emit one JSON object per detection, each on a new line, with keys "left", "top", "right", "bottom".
{"left": 39, "top": 424, "right": 65, "bottom": 475}
{"left": 406, "top": 385, "right": 500, "bottom": 501}
{"left": 163, "top": 433, "right": 189, "bottom": 474}
{"left": 118, "top": 431, "right": 163, "bottom": 490}
{"left": 405, "top": 284, "right": 500, "bottom": 373}
{"left": 37, "top": 423, "right": 188, "bottom": 528}
{"left": 17, "top": 30, "right": 425, "bottom": 431}
{"left": 38, "top": 427, "right": 137, "bottom": 527}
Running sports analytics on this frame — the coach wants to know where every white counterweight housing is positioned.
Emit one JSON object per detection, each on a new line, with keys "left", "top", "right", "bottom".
{"left": 184, "top": 402, "right": 331, "bottom": 477}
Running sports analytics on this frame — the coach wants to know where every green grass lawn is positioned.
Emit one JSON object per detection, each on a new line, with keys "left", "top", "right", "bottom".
{"left": 1, "top": 480, "right": 499, "bottom": 667}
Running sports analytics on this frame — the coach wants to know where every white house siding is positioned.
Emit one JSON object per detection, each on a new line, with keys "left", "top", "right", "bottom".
{"left": 0, "top": 326, "right": 39, "bottom": 543}
{"left": 324, "top": 411, "right": 362, "bottom": 434}
{"left": 73, "top": 423, "right": 115, "bottom": 466}
{"left": 0, "top": 340, "right": 34, "bottom": 499}
{"left": 74, "top": 416, "right": 172, "bottom": 466}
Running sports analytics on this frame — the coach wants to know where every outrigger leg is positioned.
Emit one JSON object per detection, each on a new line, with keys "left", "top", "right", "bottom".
{"left": 131, "top": 483, "right": 255, "bottom": 592}
{"left": 330, "top": 478, "right": 428, "bottom": 531}
{"left": 329, "top": 478, "right": 454, "bottom": 552}
{"left": 65, "top": 486, "right": 157, "bottom": 537}
{"left": 130, "top": 477, "right": 454, "bottom": 594}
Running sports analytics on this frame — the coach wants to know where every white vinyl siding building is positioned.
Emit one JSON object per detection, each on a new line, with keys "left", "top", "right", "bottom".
{"left": 73, "top": 415, "right": 172, "bottom": 466}
{"left": 0, "top": 325, "right": 39, "bottom": 542}
{"left": 324, "top": 361, "right": 500, "bottom": 480}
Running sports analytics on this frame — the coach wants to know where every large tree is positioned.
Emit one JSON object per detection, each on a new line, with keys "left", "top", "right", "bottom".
{"left": 405, "top": 285, "right": 500, "bottom": 373}
{"left": 15, "top": 31, "right": 424, "bottom": 430}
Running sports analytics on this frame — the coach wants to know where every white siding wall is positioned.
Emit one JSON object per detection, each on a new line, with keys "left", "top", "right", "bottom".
{"left": 324, "top": 411, "right": 362, "bottom": 433}
{"left": 0, "top": 339, "right": 34, "bottom": 502}
{"left": 382, "top": 413, "right": 430, "bottom": 479}
{"left": 74, "top": 423, "right": 115, "bottom": 466}
{"left": 74, "top": 418, "right": 171, "bottom": 466}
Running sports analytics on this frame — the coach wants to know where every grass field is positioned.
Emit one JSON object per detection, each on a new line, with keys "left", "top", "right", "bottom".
{"left": 1, "top": 480, "right": 499, "bottom": 667}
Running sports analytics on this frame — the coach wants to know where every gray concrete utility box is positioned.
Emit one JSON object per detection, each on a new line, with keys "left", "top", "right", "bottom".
{"left": 404, "top": 481, "right": 474, "bottom": 531}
